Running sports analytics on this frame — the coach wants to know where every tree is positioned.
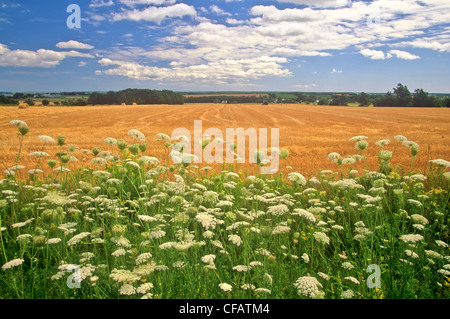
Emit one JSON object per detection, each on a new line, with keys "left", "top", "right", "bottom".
{"left": 330, "top": 94, "right": 347, "bottom": 106}
{"left": 358, "top": 92, "right": 370, "bottom": 107}
{"left": 0, "top": 95, "right": 17, "bottom": 105}
{"left": 412, "top": 88, "right": 439, "bottom": 107}
{"left": 444, "top": 98, "right": 450, "bottom": 108}
{"left": 317, "top": 98, "right": 329, "bottom": 105}
{"left": 42, "top": 99, "right": 50, "bottom": 106}
{"left": 13, "top": 92, "right": 24, "bottom": 99}
{"left": 393, "top": 83, "right": 412, "bottom": 107}
{"left": 373, "top": 91, "right": 396, "bottom": 107}
{"left": 24, "top": 98, "right": 35, "bottom": 106}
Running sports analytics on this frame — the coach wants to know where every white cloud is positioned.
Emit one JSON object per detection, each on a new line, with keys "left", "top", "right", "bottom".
{"left": 360, "top": 48, "right": 420, "bottom": 60}
{"left": 112, "top": 3, "right": 197, "bottom": 24}
{"left": 388, "top": 49, "right": 420, "bottom": 60}
{"left": 96, "top": 56, "right": 291, "bottom": 83}
{"left": 95, "top": 0, "right": 448, "bottom": 87}
{"left": 360, "top": 48, "right": 390, "bottom": 60}
{"left": 210, "top": 5, "right": 232, "bottom": 16}
{"left": 89, "top": 0, "right": 115, "bottom": 8}
{"left": 0, "top": 44, "right": 93, "bottom": 68}
{"left": 275, "top": 0, "right": 351, "bottom": 8}
{"left": 56, "top": 41, "right": 94, "bottom": 50}
{"left": 250, "top": 5, "right": 324, "bottom": 22}
{"left": 119, "top": 0, "right": 177, "bottom": 6}
{"left": 394, "top": 34, "right": 450, "bottom": 52}
{"left": 331, "top": 68, "right": 343, "bottom": 74}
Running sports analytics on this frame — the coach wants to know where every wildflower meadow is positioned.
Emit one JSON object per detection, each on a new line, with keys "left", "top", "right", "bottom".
{"left": 0, "top": 120, "right": 449, "bottom": 299}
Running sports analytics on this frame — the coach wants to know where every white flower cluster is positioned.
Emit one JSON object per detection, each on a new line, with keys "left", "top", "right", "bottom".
{"left": 293, "top": 276, "right": 323, "bottom": 299}
{"left": 228, "top": 234, "right": 243, "bottom": 246}
{"left": 267, "top": 204, "right": 289, "bottom": 216}
{"left": 313, "top": 232, "right": 330, "bottom": 245}
{"left": 287, "top": 172, "right": 307, "bottom": 186}
{"left": 195, "top": 212, "right": 216, "bottom": 230}
{"left": 2, "top": 258, "right": 24, "bottom": 271}
{"left": 399, "top": 234, "right": 424, "bottom": 243}
{"left": 292, "top": 208, "right": 316, "bottom": 223}
{"left": 67, "top": 232, "right": 91, "bottom": 246}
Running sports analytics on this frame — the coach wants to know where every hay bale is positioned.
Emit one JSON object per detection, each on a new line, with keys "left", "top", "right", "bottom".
{"left": 132, "top": 102, "right": 137, "bottom": 106}
{"left": 121, "top": 103, "right": 126, "bottom": 106}
{"left": 18, "top": 103, "right": 29, "bottom": 109}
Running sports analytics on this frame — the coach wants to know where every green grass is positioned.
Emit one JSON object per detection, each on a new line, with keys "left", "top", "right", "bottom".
{"left": 0, "top": 122, "right": 449, "bottom": 299}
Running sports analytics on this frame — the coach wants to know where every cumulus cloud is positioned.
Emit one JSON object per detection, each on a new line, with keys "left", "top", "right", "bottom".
{"left": 56, "top": 41, "right": 94, "bottom": 50}
{"left": 210, "top": 5, "right": 232, "bottom": 16}
{"left": 96, "top": 56, "right": 291, "bottom": 83}
{"left": 95, "top": 0, "right": 446, "bottom": 85}
{"left": 331, "top": 68, "right": 343, "bottom": 74}
{"left": 89, "top": 0, "right": 115, "bottom": 8}
{"left": 119, "top": 0, "right": 177, "bottom": 6}
{"left": 360, "top": 48, "right": 390, "bottom": 60}
{"left": 275, "top": 0, "right": 351, "bottom": 8}
{"left": 0, "top": 43, "right": 94, "bottom": 68}
{"left": 388, "top": 49, "right": 420, "bottom": 60}
{"left": 112, "top": 3, "right": 196, "bottom": 24}
{"left": 360, "top": 48, "right": 420, "bottom": 60}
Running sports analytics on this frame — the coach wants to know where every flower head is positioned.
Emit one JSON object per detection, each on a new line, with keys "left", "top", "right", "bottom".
{"left": 287, "top": 172, "right": 307, "bottom": 186}
{"left": 293, "top": 276, "right": 323, "bottom": 299}
{"left": 219, "top": 283, "right": 232, "bottom": 292}
{"left": 2, "top": 258, "right": 24, "bottom": 271}
{"left": 128, "top": 129, "right": 145, "bottom": 142}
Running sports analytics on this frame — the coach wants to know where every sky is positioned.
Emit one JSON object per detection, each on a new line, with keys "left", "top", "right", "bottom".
{"left": 0, "top": 0, "right": 449, "bottom": 93}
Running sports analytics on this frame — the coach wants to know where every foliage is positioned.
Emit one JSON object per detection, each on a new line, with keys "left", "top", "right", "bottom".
{"left": 374, "top": 84, "right": 445, "bottom": 107}
{"left": 24, "top": 99, "right": 35, "bottom": 106}
{"left": 88, "top": 89, "right": 184, "bottom": 105}
{"left": 0, "top": 95, "right": 18, "bottom": 105}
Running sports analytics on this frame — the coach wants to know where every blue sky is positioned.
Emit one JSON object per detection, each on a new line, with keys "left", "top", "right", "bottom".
{"left": 0, "top": 0, "right": 449, "bottom": 93}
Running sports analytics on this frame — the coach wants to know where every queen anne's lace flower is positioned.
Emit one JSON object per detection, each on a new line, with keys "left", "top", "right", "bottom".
{"left": 219, "top": 283, "right": 232, "bottom": 292}
{"left": 2, "top": 258, "right": 24, "bottom": 271}
{"left": 399, "top": 234, "right": 424, "bottom": 243}
{"left": 128, "top": 129, "right": 145, "bottom": 142}
{"left": 293, "top": 276, "right": 323, "bottom": 299}
{"left": 267, "top": 204, "right": 289, "bottom": 216}
{"left": 313, "top": 232, "right": 330, "bottom": 245}
{"left": 228, "top": 234, "right": 243, "bottom": 246}
{"left": 67, "top": 232, "right": 90, "bottom": 246}
{"left": 287, "top": 172, "right": 307, "bottom": 186}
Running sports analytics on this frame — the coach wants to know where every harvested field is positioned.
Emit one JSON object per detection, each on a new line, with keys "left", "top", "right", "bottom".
{"left": 1, "top": 104, "right": 449, "bottom": 176}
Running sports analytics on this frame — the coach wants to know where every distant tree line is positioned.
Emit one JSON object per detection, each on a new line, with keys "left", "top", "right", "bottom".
{"left": 371, "top": 84, "right": 449, "bottom": 107}
{"left": 313, "top": 84, "right": 449, "bottom": 107}
{"left": 0, "top": 95, "right": 17, "bottom": 105}
{"left": 88, "top": 89, "right": 184, "bottom": 105}
{"left": 184, "top": 95, "right": 266, "bottom": 104}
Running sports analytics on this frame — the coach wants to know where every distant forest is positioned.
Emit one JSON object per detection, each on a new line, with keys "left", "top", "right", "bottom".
{"left": 1, "top": 84, "right": 449, "bottom": 107}
{"left": 88, "top": 89, "right": 184, "bottom": 105}
{"left": 183, "top": 84, "right": 450, "bottom": 107}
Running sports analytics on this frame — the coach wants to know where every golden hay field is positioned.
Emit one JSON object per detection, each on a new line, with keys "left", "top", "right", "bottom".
{"left": 1, "top": 103, "right": 449, "bottom": 177}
